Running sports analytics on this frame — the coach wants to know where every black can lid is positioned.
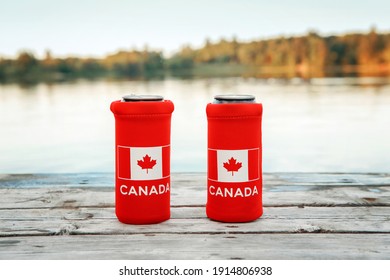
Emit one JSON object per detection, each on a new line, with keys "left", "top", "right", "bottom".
{"left": 213, "top": 94, "right": 255, "bottom": 103}
{"left": 122, "top": 95, "right": 164, "bottom": 102}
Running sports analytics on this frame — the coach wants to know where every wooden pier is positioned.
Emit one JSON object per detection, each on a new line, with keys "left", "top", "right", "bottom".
{"left": 0, "top": 173, "right": 389, "bottom": 259}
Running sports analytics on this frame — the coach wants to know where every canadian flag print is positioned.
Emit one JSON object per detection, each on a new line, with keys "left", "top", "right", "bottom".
{"left": 208, "top": 148, "right": 259, "bottom": 182}
{"left": 117, "top": 145, "right": 170, "bottom": 181}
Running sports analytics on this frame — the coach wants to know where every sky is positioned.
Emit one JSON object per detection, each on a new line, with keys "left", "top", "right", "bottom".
{"left": 1, "top": 0, "right": 390, "bottom": 58}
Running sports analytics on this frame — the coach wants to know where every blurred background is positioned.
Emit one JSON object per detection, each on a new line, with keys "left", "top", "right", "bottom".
{"left": 0, "top": 0, "right": 389, "bottom": 173}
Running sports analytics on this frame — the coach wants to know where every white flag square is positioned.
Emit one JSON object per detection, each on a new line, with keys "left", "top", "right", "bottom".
{"left": 130, "top": 147, "right": 162, "bottom": 180}
{"left": 217, "top": 149, "right": 248, "bottom": 182}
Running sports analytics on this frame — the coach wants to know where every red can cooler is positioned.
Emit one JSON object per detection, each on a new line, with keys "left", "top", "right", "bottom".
{"left": 206, "top": 95, "right": 263, "bottom": 222}
{"left": 110, "top": 95, "right": 174, "bottom": 224}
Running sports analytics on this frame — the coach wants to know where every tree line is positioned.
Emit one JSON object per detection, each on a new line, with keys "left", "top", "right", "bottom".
{"left": 1, "top": 28, "right": 389, "bottom": 83}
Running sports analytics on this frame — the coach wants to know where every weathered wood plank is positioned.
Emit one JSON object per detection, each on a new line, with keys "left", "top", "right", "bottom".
{"left": 271, "top": 172, "right": 390, "bottom": 186}
{"left": 0, "top": 185, "right": 387, "bottom": 208}
{"left": 0, "top": 173, "right": 114, "bottom": 188}
{"left": 0, "top": 173, "right": 389, "bottom": 209}
{"left": 0, "top": 173, "right": 389, "bottom": 260}
{"left": 0, "top": 207, "right": 388, "bottom": 237}
{"left": 0, "top": 234, "right": 388, "bottom": 260}
{"left": 0, "top": 187, "right": 114, "bottom": 209}
{"left": 1, "top": 173, "right": 389, "bottom": 188}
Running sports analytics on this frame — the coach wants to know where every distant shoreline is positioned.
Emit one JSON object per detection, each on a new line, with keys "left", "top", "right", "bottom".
{"left": 1, "top": 29, "right": 390, "bottom": 83}
{"left": 0, "top": 63, "right": 389, "bottom": 85}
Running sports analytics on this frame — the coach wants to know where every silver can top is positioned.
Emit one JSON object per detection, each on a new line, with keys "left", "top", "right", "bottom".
{"left": 213, "top": 94, "right": 255, "bottom": 104}
{"left": 122, "top": 95, "right": 164, "bottom": 102}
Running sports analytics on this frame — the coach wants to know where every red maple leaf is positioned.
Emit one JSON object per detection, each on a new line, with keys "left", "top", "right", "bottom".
{"left": 137, "top": 154, "right": 157, "bottom": 174}
{"left": 223, "top": 157, "right": 242, "bottom": 176}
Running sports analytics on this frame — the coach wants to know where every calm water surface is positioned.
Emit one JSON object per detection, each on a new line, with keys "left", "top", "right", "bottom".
{"left": 0, "top": 77, "right": 389, "bottom": 173}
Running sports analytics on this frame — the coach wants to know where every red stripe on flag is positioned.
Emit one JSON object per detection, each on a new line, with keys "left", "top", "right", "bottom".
{"left": 208, "top": 149, "right": 218, "bottom": 180}
{"left": 162, "top": 146, "right": 170, "bottom": 177}
{"left": 118, "top": 146, "right": 130, "bottom": 179}
{"left": 248, "top": 149, "right": 259, "bottom": 180}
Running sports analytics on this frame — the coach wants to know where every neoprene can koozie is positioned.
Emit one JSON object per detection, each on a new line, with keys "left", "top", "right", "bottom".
{"left": 110, "top": 95, "right": 174, "bottom": 224}
{"left": 206, "top": 95, "right": 263, "bottom": 222}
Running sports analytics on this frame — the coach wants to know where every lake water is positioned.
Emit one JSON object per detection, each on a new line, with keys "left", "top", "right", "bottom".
{"left": 0, "top": 77, "right": 389, "bottom": 173}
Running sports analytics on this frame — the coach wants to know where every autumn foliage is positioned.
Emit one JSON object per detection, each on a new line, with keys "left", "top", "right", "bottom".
{"left": 1, "top": 28, "right": 390, "bottom": 83}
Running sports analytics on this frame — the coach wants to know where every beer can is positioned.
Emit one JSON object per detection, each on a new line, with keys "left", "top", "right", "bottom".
{"left": 206, "top": 94, "right": 263, "bottom": 222}
{"left": 110, "top": 95, "right": 174, "bottom": 224}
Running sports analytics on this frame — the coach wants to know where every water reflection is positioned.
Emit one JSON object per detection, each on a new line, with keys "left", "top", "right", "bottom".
{"left": 0, "top": 77, "right": 389, "bottom": 173}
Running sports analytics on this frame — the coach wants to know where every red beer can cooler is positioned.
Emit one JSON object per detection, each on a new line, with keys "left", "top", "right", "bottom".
{"left": 110, "top": 95, "right": 174, "bottom": 224}
{"left": 206, "top": 95, "right": 263, "bottom": 222}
